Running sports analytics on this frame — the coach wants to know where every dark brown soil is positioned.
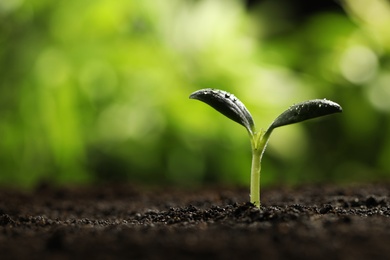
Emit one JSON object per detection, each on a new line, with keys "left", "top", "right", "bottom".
{"left": 1, "top": 183, "right": 390, "bottom": 259}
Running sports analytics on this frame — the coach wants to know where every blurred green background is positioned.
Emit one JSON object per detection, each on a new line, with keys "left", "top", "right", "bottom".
{"left": 1, "top": 0, "right": 390, "bottom": 188}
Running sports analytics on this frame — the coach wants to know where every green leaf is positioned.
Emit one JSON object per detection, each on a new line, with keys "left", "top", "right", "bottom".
{"left": 270, "top": 99, "right": 342, "bottom": 130}
{"left": 189, "top": 88, "right": 255, "bottom": 135}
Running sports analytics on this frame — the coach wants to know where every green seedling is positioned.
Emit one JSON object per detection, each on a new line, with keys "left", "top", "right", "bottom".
{"left": 190, "top": 88, "right": 342, "bottom": 207}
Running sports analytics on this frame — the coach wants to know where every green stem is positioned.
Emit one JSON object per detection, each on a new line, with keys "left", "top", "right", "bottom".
{"left": 250, "top": 128, "right": 273, "bottom": 208}
{"left": 250, "top": 140, "right": 262, "bottom": 207}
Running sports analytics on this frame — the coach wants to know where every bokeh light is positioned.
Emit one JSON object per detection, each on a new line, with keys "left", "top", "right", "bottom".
{"left": 1, "top": 0, "right": 390, "bottom": 188}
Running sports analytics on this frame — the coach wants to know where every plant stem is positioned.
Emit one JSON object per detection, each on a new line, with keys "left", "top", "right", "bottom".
{"left": 250, "top": 129, "right": 273, "bottom": 208}
{"left": 250, "top": 141, "right": 262, "bottom": 207}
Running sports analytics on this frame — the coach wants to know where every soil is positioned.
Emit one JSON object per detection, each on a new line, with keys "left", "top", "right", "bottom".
{"left": 1, "top": 183, "right": 390, "bottom": 260}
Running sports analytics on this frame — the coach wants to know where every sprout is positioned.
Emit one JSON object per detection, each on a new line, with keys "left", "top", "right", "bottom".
{"left": 190, "top": 88, "right": 342, "bottom": 207}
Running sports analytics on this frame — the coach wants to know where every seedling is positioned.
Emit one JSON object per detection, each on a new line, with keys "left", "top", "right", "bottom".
{"left": 189, "top": 88, "right": 342, "bottom": 207}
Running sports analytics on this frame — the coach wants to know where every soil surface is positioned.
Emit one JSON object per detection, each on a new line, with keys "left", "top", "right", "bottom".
{"left": 1, "top": 183, "right": 390, "bottom": 259}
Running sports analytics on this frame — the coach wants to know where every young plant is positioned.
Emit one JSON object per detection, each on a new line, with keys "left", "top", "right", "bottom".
{"left": 190, "top": 88, "right": 342, "bottom": 207}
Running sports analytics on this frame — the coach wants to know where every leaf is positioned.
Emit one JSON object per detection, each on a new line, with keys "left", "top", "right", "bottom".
{"left": 189, "top": 88, "right": 255, "bottom": 135}
{"left": 270, "top": 99, "right": 342, "bottom": 130}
